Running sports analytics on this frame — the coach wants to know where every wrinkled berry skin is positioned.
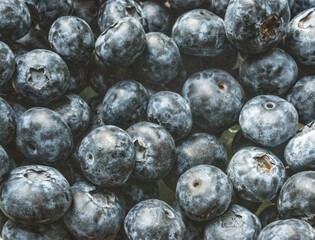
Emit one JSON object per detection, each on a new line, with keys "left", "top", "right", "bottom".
{"left": 277, "top": 171, "right": 315, "bottom": 222}
{"left": 127, "top": 122, "right": 176, "bottom": 182}
{"left": 205, "top": 204, "right": 262, "bottom": 240}
{"left": 182, "top": 69, "right": 245, "bottom": 133}
{"left": 169, "top": 0, "right": 205, "bottom": 11}
{"left": 285, "top": 8, "right": 315, "bottom": 65}
{"left": 0, "top": 146, "right": 10, "bottom": 183}
{"left": 102, "top": 80, "right": 148, "bottom": 130}
{"left": 13, "top": 49, "right": 70, "bottom": 106}
{"left": 172, "top": 9, "right": 226, "bottom": 57}
{"left": 292, "top": 0, "right": 315, "bottom": 17}
{"left": 286, "top": 76, "right": 315, "bottom": 124}
{"left": 227, "top": 147, "right": 286, "bottom": 202}
{"left": 98, "top": 0, "right": 147, "bottom": 33}
{"left": 164, "top": 133, "right": 228, "bottom": 190}
{"left": 285, "top": 122, "right": 315, "bottom": 172}
{"left": 239, "top": 95, "right": 298, "bottom": 147}
{"left": 257, "top": 219, "right": 315, "bottom": 240}
{"left": 16, "top": 108, "right": 73, "bottom": 166}
{"left": 0, "top": 165, "right": 72, "bottom": 225}
{"left": 240, "top": 48, "right": 298, "bottom": 97}
{"left": 63, "top": 182, "right": 125, "bottom": 240}
{"left": 133, "top": 32, "right": 181, "bottom": 86}
{"left": 176, "top": 165, "right": 232, "bottom": 222}
{"left": 142, "top": 1, "right": 170, "bottom": 34}
{"left": 124, "top": 199, "right": 185, "bottom": 240}
{"left": 0, "top": 0, "right": 31, "bottom": 40}
{"left": 78, "top": 126, "right": 135, "bottom": 187}
{"left": 258, "top": 205, "right": 280, "bottom": 228}
{"left": 208, "top": 0, "right": 230, "bottom": 18}
{"left": 147, "top": 91, "right": 192, "bottom": 141}
{"left": 49, "top": 16, "right": 94, "bottom": 65}
{"left": 0, "top": 97, "right": 16, "bottom": 147}
{"left": 2, "top": 220, "right": 70, "bottom": 240}
{"left": 225, "top": 0, "right": 290, "bottom": 54}
{"left": 95, "top": 17, "right": 146, "bottom": 67}
{"left": 0, "top": 42, "right": 15, "bottom": 87}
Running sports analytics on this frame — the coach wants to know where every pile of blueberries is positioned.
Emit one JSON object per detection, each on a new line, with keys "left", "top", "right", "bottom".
{"left": 0, "top": 0, "right": 314, "bottom": 239}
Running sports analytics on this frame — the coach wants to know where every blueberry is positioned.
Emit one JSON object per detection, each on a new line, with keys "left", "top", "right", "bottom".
{"left": 204, "top": 204, "right": 262, "bottom": 240}
{"left": 63, "top": 181, "right": 125, "bottom": 240}
{"left": 172, "top": 9, "right": 226, "bottom": 57}
{"left": 13, "top": 49, "right": 70, "bottom": 106}
{"left": 258, "top": 205, "right": 280, "bottom": 228}
{"left": 0, "top": 97, "right": 16, "bottom": 147}
{"left": 285, "top": 8, "right": 315, "bottom": 65}
{"left": 291, "top": 0, "right": 315, "bottom": 17}
{"left": 0, "top": 42, "right": 15, "bottom": 87}
{"left": 124, "top": 199, "right": 185, "bottom": 240}
{"left": 0, "top": 146, "right": 10, "bottom": 183}
{"left": 257, "top": 219, "right": 315, "bottom": 240}
{"left": 2, "top": 220, "right": 70, "bottom": 240}
{"left": 225, "top": 0, "right": 290, "bottom": 54}
{"left": 176, "top": 165, "right": 232, "bottom": 222}
{"left": 286, "top": 76, "right": 315, "bottom": 124}
{"left": 207, "top": 0, "right": 230, "bottom": 18}
{"left": 49, "top": 94, "right": 90, "bottom": 138}
{"left": 78, "top": 125, "right": 135, "bottom": 187}
{"left": 182, "top": 69, "right": 245, "bottom": 133}
{"left": 102, "top": 80, "right": 148, "bottom": 130}
{"left": 98, "top": 0, "right": 147, "bottom": 33}
{"left": 142, "top": 1, "right": 170, "bottom": 34}
{"left": 239, "top": 95, "right": 299, "bottom": 147}
{"left": 227, "top": 147, "right": 286, "bottom": 202}
{"left": 240, "top": 48, "right": 298, "bottom": 97}
{"left": 164, "top": 133, "right": 228, "bottom": 190}
{"left": 0, "top": 0, "right": 31, "bottom": 40}
{"left": 169, "top": 0, "right": 205, "bottom": 11}
{"left": 133, "top": 32, "right": 181, "bottom": 86}
{"left": 49, "top": 16, "right": 95, "bottom": 65}
{"left": 95, "top": 17, "right": 146, "bottom": 67}
{"left": 16, "top": 107, "right": 73, "bottom": 166}
{"left": 147, "top": 91, "right": 192, "bottom": 141}
{"left": 277, "top": 171, "right": 315, "bottom": 223}
{"left": 0, "top": 165, "right": 72, "bottom": 225}
{"left": 126, "top": 122, "right": 176, "bottom": 182}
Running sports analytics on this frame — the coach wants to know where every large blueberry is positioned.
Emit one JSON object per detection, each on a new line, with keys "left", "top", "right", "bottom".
{"left": 227, "top": 147, "right": 286, "bottom": 202}
{"left": 16, "top": 107, "right": 73, "bottom": 166}
{"left": 172, "top": 9, "right": 226, "bottom": 57}
{"left": 239, "top": 95, "right": 298, "bottom": 147}
{"left": 176, "top": 165, "right": 232, "bottom": 222}
{"left": 0, "top": 165, "right": 72, "bottom": 225}
{"left": 164, "top": 133, "right": 228, "bottom": 190}
{"left": 0, "top": 97, "right": 15, "bottom": 147}
{"left": 78, "top": 126, "right": 135, "bottom": 187}
{"left": 182, "top": 69, "right": 245, "bottom": 133}
{"left": 124, "top": 199, "right": 185, "bottom": 240}
{"left": 13, "top": 49, "right": 70, "bottom": 106}
{"left": 126, "top": 122, "right": 176, "bottom": 182}
{"left": 63, "top": 182, "right": 125, "bottom": 240}
{"left": 0, "top": 42, "right": 15, "bottom": 87}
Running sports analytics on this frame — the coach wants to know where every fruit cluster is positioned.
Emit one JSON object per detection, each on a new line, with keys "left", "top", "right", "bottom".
{"left": 0, "top": 0, "right": 314, "bottom": 239}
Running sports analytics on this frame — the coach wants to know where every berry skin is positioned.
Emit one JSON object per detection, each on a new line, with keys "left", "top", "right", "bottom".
{"left": 49, "top": 16, "right": 95, "bottom": 65}
{"left": 63, "top": 181, "right": 125, "bottom": 240}
{"left": 172, "top": 9, "right": 226, "bottom": 57}
{"left": 204, "top": 204, "right": 262, "bottom": 240}
{"left": 147, "top": 91, "right": 192, "bottom": 141}
{"left": 225, "top": 0, "right": 290, "bottom": 54}
{"left": 285, "top": 8, "right": 315, "bottom": 65}
{"left": 0, "top": 165, "right": 72, "bottom": 225}
{"left": 13, "top": 49, "right": 70, "bottom": 106}
{"left": 257, "top": 219, "right": 315, "bottom": 240}
{"left": 291, "top": 0, "right": 315, "bottom": 17}
{"left": 239, "top": 95, "right": 299, "bottom": 147}
{"left": 124, "top": 199, "right": 185, "bottom": 240}
{"left": 16, "top": 107, "right": 73, "bottom": 166}
{"left": 277, "top": 171, "right": 315, "bottom": 223}
{"left": 169, "top": 0, "right": 205, "bottom": 11}
{"left": 176, "top": 165, "right": 232, "bottom": 222}
{"left": 208, "top": 0, "right": 230, "bottom": 18}
{"left": 0, "top": 146, "right": 10, "bottom": 183}
{"left": 182, "top": 69, "right": 245, "bottom": 133}
{"left": 126, "top": 122, "right": 176, "bottom": 182}
{"left": 95, "top": 17, "right": 146, "bottom": 67}
{"left": 286, "top": 75, "right": 315, "bottom": 125}
{"left": 0, "top": 42, "right": 15, "bottom": 87}
{"left": 227, "top": 147, "right": 286, "bottom": 202}
{"left": 72, "top": 0, "right": 99, "bottom": 33}
{"left": 78, "top": 125, "right": 135, "bottom": 187}
{"left": 0, "top": 97, "right": 16, "bottom": 147}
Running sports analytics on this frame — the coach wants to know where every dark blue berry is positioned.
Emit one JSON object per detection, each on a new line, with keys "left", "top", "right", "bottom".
{"left": 0, "top": 97, "right": 16, "bottom": 147}
{"left": 0, "top": 42, "right": 15, "bottom": 87}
